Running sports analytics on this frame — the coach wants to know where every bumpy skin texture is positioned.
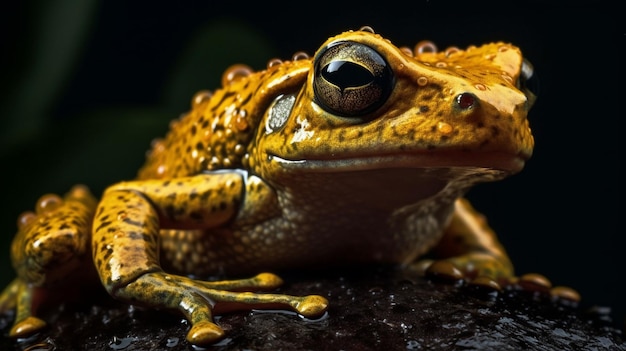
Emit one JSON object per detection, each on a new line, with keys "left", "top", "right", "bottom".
{"left": 0, "top": 27, "right": 577, "bottom": 346}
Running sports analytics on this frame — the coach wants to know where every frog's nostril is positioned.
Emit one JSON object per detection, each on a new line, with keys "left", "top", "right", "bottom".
{"left": 455, "top": 93, "right": 478, "bottom": 110}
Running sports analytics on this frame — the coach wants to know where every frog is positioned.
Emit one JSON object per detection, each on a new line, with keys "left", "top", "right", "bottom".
{"left": 0, "top": 26, "right": 579, "bottom": 346}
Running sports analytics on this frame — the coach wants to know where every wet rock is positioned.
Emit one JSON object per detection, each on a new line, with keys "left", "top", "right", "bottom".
{"left": 1, "top": 267, "right": 624, "bottom": 350}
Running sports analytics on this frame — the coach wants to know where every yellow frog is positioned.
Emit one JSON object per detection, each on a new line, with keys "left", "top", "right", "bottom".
{"left": 0, "top": 26, "right": 577, "bottom": 346}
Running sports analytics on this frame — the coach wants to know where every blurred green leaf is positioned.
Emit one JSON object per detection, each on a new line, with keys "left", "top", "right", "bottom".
{"left": 164, "top": 19, "right": 276, "bottom": 112}
{"left": 0, "top": 0, "right": 98, "bottom": 152}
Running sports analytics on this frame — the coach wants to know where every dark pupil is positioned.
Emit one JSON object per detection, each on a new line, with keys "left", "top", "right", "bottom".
{"left": 322, "top": 61, "right": 373, "bottom": 90}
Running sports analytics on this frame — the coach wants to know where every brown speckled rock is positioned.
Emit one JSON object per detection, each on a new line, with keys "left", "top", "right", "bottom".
{"left": 1, "top": 267, "right": 624, "bottom": 350}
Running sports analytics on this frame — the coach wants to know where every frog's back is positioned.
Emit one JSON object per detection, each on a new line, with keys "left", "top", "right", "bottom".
{"left": 137, "top": 60, "right": 311, "bottom": 180}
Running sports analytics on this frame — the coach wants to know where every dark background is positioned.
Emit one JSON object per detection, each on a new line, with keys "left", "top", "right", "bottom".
{"left": 0, "top": 1, "right": 622, "bottom": 330}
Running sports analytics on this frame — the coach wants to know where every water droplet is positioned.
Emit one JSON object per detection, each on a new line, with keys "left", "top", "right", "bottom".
{"left": 17, "top": 211, "right": 36, "bottom": 229}
{"left": 109, "top": 336, "right": 137, "bottom": 350}
{"left": 415, "top": 40, "right": 437, "bottom": 54}
{"left": 36, "top": 194, "right": 63, "bottom": 214}
{"left": 444, "top": 46, "right": 460, "bottom": 57}
{"left": 417, "top": 76, "right": 429, "bottom": 86}
{"left": 234, "top": 110, "right": 249, "bottom": 131}
{"left": 399, "top": 46, "right": 413, "bottom": 57}
{"left": 191, "top": 90, "right": 212, "bottom": 108}
{"left": 292, "top": 51, "right": 309, "bottom": 61}
{"left": 474, "top": 83, "right": 486, "bottom": 91}
{"left": 435, "top": 61, "right": 447, "bottom": 68}
{"left": 166, "top": 337, "right": 179, "bottom": 347}
{"left": 267, "top": 58, "right": 283, "bottom": 68}
{"left": 359, "top": 25, "right": 375, "bottom": 33}
{"left": 221, "top": 64, "right": 253, "bottom": 87}
{"left": 156, "top": 164, "right": 167, "bottom": 176}
{"left": 437, "top": 121, "right": 453, "bottom": 135}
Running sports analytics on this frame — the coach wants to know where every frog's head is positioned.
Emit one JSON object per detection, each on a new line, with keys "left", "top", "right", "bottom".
{"left": 250, "top": 27, "right": 535, "bottom": 188}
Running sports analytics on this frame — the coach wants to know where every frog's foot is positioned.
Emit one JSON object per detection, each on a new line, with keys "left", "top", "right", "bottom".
{"left": 113, "top": 272, "right": 329, "bottom": 346}
{"left": 412, "top": 254, "right": 580, "bottom": 303}
{"left": 0, "top": 279, "right": 48, "bottom": 338}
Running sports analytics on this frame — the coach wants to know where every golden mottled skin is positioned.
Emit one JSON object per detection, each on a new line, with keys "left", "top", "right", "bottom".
{"left": 0, "top": 27, "right": 576, "bottom": 346}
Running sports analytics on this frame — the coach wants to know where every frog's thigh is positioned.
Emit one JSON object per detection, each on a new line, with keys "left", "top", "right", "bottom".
{"left": 416, "top": 198, "right": 514, "bottom": 287}
{"left": 2, "top": 185, "right": 96, "bottom": 337}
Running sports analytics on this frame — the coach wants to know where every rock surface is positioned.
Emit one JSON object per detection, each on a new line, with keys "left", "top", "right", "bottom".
{"left": 1, "top": 267, "right": 624, "bottom": 351}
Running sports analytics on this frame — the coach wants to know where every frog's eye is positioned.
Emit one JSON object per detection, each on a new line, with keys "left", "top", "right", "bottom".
{"left": 313, "top": 41, "right": 394, "bottom": 117}
{"left": 519, "top": 58, "right": 538, "bottom": 107}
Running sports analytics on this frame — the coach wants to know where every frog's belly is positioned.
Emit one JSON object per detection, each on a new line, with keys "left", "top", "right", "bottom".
{"left": 159, "top": 208, "right": 450, "bottom": 277}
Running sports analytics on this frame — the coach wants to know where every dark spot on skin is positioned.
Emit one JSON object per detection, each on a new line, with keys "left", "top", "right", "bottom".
{"left": 127, "top": 231, "right": 149, "bottom": 241}
{"left": 59, "top": 223, "right": 71, "bottom": 230}
{"left": 163, "top": 180, "right": 171, "bottom": 187}
{"left": 191, "top": 125, "right": 197, "bottom": 135}
{"left": 238, "top": 91, "right": 252, "bottom": 106}
{"left": 190, "top": 211, "right": 203, "bottom": 221}
{"left": 164, "top": 205, "right": 175, "bottom": 219}
{"left": 420, "top": 106, "right": 430, "bottom": 113}
{"left": 200, "top": 191, "right": 212, "bottom": 202}
{"left": 337, "top": 131, "right": 345, "bottom": 143}
{"left": 196, "top": 142, "right": 204, "bottom": 151}
{"left": 422, "top": 94, "right": 433, "bottom": 101}
{"left": 201, "top": 120, "right": 209, "bottom": 129}
{"left": 95, "top": 221, "right": 112, "bottom": 232}
{"left": 167, "top": 193, "right": 176, "bottom": 200}
{"left": 102, "top": 247, "right": 113, "bottom": 262}
{"left": 122, "top": 217, "right": 143, "bottom": 227}
{"left": 490, "top": 126, "right": 499, "bottom": 136}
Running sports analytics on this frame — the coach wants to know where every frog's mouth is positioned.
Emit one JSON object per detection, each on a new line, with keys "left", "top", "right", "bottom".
{"left": 268, "top": 150, "right": 526, "bottom": 175}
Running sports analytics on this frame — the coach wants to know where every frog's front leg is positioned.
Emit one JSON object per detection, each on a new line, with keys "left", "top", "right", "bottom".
{"left": 93, "top": 172, "right": 328, "bottom": 346}
{"left": 416, "top": 198, "right": 580, "bottom": 301}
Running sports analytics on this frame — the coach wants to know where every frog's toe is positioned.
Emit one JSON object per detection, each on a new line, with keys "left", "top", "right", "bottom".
{"left": 512, "top": 273, "right": 581, "bottom": 303}
{"left": 515, "top": 273, "right": 552, "bottom": 293}
{"left": 550, "top": 285, "right": 581, "bottom": 303}
{"left": 424, "top": 260, "right": 464, "bottom": 282}
{"left": 468, "top": 276, "right": 502, "bottom": 291}
{"left": 9, "top": 316, "right": 47, "bottom": 338}
{"left": 186, "top": 320, "right": 225, "bottom": 346}
{"left": 295, "top": 295, "right": 329, "bottom": 317}
{"left": 252, "top": 272, "right": 284, "bottom": 289}
{"left": 413, "top": 255, "right": 513, "bottom": 291}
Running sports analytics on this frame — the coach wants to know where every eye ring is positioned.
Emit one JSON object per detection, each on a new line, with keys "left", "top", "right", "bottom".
{"left": 313, "top": 41, "right": 394, "bottom": 117}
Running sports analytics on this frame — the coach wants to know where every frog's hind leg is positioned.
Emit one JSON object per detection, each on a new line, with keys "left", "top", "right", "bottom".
{"left": 0, "top": 185, "right": 97, "bottom": 338}
{"left": 413, "top": 198, "right": 580, "bottom": 301}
